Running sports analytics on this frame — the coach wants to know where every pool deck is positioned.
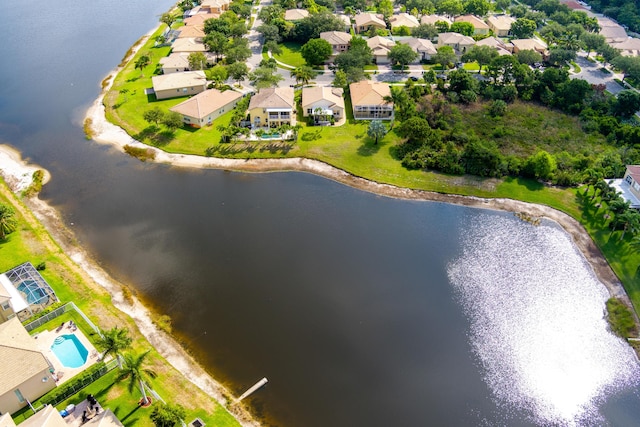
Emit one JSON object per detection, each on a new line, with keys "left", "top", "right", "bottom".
{"left": 33, "top": 324, "right": 99, "bottom": 385}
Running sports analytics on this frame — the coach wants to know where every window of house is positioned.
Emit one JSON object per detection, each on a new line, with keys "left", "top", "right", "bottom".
{"left": 1, "top": 302, "right": 9, "bottom": 311}
{"left": 14, "top": 389, "right": 25, "bottom": 403}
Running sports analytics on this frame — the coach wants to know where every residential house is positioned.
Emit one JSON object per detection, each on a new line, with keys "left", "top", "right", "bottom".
{"left": 354, "top": 13, "right": 386, "bottom": 34}
{"left": 598, "top": 16, "right": 628, "bottom": 44}
{"left": 248, "top": 87, "right": 296, "bottom": 128}
{"left": 200, "top": 0, "right": 230, "bottom": 14}
{"left": 152, "top": 71, "right": 207, "bottom": 100}
{"left": 509, "top": 38, "right": 548, "bottom": 58}
{"left": 335, "top": 14, "right": 352, "bottom": 32}
{"left": 609, "top": 165, "right": 640, "bottom": 208}
{"left": 611, "top": 37, "right": 640, "bottom": 57}
{"left": 349, "top": 80, "right": 393, "bottom": 120}
{"left": 390, "top": 13, "right": 420, "bottom": 30}
{"left": 183, "top": 13, "right": 220, "bottom": 26}
{"left": 159, "top": 53, "right": 191, "bottom": 74}
{"left": 171, "top": 37, "right": 207, "bottom": 54}
{"left": 284, "top": 9, "right": 309, "bottom": 21}
{"left": 367, "top": 36, "right": 395, "bottom": 64}
{"left": 320, "top": 31, "right": 352, "bottom": 56}
{"left": 0, "top": 287, "right": 14, "bottom": 324}
{"left": 401, "top": 37, "right": 437, "bottom": 62}
{"left": 475, "top": 36, "right": 512, "bottom": 55}
{"left": 176, "top": 25, "right": 205, "bottom": 39}
{"left": 0, "top": 405, "right": 67, "bottom": 427}
{"left": 437, "top": 32, "right": 476, "bottom": 55}
{"left": 420, "top": 14, "right": 452, "bottom": 26}
{"left": 0, "top": 262, "right": 57, "bottom": 322}
{"left": 170, "top": 89, "right": 244, "bottom": 128}
{"left": 0, "top": 318, "right": 55, "bottom": 414}
{"left": 454, "top": 15, "right": 490, "bottom": 35}
{"left": 486, "top": 15, "right": 516, "bottom": 37}
{"left": 301, "top": 86, "right": 345, "bottom": 125}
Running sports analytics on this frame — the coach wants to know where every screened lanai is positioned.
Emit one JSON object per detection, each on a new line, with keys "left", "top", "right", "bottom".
{"left": 1, "top": 262, "right": 58, "bottom": 320}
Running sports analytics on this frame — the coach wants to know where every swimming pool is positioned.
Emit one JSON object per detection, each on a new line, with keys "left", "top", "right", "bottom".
{"left": 51, "top": 334, "right": 88, "bottom": 368}
{"left": 17, "top": 279, "right": 50, "bottom": 304}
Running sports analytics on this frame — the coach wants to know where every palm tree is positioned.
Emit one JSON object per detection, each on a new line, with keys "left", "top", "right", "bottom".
{"left": 609, "top": 198, "right": 631, "bottom": 217}
{"left": 614, "top": 210, "right": 640, "bottom": 241}
{"left": 0, "top": 204, "right": 18, "bottom": 240}
{"left": 96, "top": 326, "right": 132, "bottom": 367}
{"left": 117, "top": 350, "right": 158, "bottom": 406}
{"left": 367, "top": 120, "right": 388, "bottom": 145}
{"left": 582, "top": 169, "right": 603, "bottom": 196}
{"left": 592, "top": 179, "right": 612, "bottom": 202}
{"left": 290, "top": 66, "right": 317, "bottom": 87}
{"left": 134, "top": 55, "right": 151, "bottom": 77}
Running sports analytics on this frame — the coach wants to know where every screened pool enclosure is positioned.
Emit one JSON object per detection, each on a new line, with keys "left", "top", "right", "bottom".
{"left": 0, "top": 262, "right": 58, "bottom": 320}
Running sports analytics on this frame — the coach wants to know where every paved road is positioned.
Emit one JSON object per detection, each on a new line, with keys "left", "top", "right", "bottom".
{"left": 570, "top": 53, "right": 626, "bottom": 95}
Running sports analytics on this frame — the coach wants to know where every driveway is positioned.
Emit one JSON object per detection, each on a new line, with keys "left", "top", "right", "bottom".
{"left": 570, "top": 54, "right": 625, "bottom": 95}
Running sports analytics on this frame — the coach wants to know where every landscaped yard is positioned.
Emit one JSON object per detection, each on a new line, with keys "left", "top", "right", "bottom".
{"left": 273, "top": 42, "right": 306, "bottom": 68}
{"left": 0, "top": 177, "right": 240, "bottom": 426}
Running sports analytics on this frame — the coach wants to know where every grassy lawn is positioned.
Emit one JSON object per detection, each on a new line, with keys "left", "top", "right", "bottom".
{"left": 0, "top": 180, "right": 240, "bottom": 426}
{"left": 102, "top": 26, "right": 640, "bottom": 319}
{"left": 363, "top": 64, "right": 378, "bottom": 70}
{"left": 463, "top": 61, "right": 480, "bottom": 71}
{"left": 273, "top": 42, "right": 306, "bottom": 68}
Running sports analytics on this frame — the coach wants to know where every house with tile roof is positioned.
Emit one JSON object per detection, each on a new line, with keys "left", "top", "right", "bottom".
{"left": 151, "top": 71, "right": 207, "bottom": 100}
{"left": 455, "top": 15, "right": 490, "bottom": 35}
{"left": 611, "top": 37, "right": 640, "bottom": 57}
{"left": 486, "top": 15, "right": 516, "bottom": 37}
{"left": 170, "top": 89, "right": 244, "bottom": 128}
{"left": 183, "top": 13, "right": 220, "bottom": 26}
{"left": 171, "top": 37, "right": 207, "bottom": 53}
{"left": 390, "top": 13, "right": 420, "bottom": 29}
{"left": 509, "top": 38, "right": 548, "bottom": 58}
{"left": 354, "top": 13, "right": 386, "bottom": 34}
{"left": 437, "top": 32, "right": 476, "bottom": 54}
{"left": 349, "top": 81, "right": 393, "bottom": 120}
{"left": 159, "top": 53, "right": 191, "bottom": 74}
{"left": 367, "top": 36, "right": 396, "bottom": 64}
{"left": 401, "top": 37, "right": 437, "bottom": 62}
{"left": 0, "top": 405, "right": 66, "bottom": 427}
{"left": 302, "top": 86, "right": 345, "bottom": 125}
{"left": 200, "top": 0, "right": 230, "bottom": 14}
{"left": 475, "top": 36, "right": 512, "bottom": 55}
{"left": 335, "top": 14, "right": 352, "bottom": 32}
{"left": 176, "top": 25, "right": 205, "bottom": 39}
{"left": 0, "top": 318, "right": 55, "bottom": 414}
{"left": 320, "top": 31, "right": 352, "bottom": 55}
{"left": 284, "top": 8, "right": 310, "bottom": 21}
{"left": 248, "top": 87, "right": 296, "bottom": 128}
{"left": 420, "top": 14, "right": 452, "bottom": 26}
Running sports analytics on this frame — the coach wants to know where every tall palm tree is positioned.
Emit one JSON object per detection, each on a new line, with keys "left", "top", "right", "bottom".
{"left": 0, "top": 204, "right": 17, "bottom": 240}
{"left": 117, "top": 350, "right": 158, "bottom": 406}
{"left": 96, "top": 326, "right": 132, "bottom": 367}
{"left": 290, "top": 66, "right": 317, "bottom": 87}
{"left": 614, "top": 210, "right": 640, "bottom": 241}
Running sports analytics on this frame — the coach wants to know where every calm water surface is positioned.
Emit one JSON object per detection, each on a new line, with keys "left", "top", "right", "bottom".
{"left": 1, "top": 1, "right": 639, "bottom": 426}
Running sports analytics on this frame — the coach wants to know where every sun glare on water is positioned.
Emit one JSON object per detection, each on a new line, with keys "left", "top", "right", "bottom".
{"left": 447, "top": 214, "right": 640, "bottom": 425}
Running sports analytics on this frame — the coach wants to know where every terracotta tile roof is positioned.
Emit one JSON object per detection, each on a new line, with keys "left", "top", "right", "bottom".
{"left": 284, "top": 9, "right": 310, "bottom": 20}
{"left": 455, "top": 14, "right": 490, "bottom": 29}
{"left": 302, "top": 86, "right": 344, "bottom": 110}
{"left": 0, "top": 318, "right": 51, "bottom": 396}
{"left": 170, "top": 89, "right": 243, "bottom": 119}
{"left": 402, "top": 37, "right": 437, "bottom": 54}
{"left": 355, "top": 12, "right": 386, "bottom": 28}
{"left": 349, "top": 80, "right": 391, "bottom": 106}
{"left": 390, "top": 13, "right": 420, "bottom": 28}
{"left": 421, "top": 14, "right": 452, "bottom": 25}
{"left": 152, "top": 71, "right": 207, "bottom": 92}
{"left": 320, "top": 31, "right": 352, "bottom": 45}
{"left": 171, "top": 37, "right": 207, "bottom": 53}
{"left": 177, "top": 25, "right": 205, "bottom": 38}
{"left": 486, "top": 15, "right": 515, "bottom": 31}
{"left": 249, "top": 87, "right": 295, "bottom": 110}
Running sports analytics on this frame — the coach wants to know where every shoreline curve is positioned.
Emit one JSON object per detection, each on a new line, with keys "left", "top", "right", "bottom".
{"left": 87, "top": 52, "right": 628, "bottom": 305}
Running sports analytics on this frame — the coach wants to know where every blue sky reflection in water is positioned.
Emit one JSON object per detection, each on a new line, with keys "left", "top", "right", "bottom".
{"left": 449, "top": 215, "right": 640, "bottom": 426}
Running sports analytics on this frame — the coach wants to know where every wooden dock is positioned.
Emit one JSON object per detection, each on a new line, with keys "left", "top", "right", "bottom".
{"left": 237, "top": 377, "right": 268, "bottom": 402}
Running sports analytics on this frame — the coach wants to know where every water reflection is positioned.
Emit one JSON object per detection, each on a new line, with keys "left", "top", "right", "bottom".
{"left": 448, "top": 215, "right": 640, "bottom": 425}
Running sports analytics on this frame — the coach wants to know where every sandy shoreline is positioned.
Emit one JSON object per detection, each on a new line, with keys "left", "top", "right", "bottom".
{"left": 0, "top": 20, "right": 631, "bottom": 426}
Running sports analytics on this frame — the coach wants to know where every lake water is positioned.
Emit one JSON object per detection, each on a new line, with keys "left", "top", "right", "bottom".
{"left": 1, "top": 1, "right": 639, "bottom": 425}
